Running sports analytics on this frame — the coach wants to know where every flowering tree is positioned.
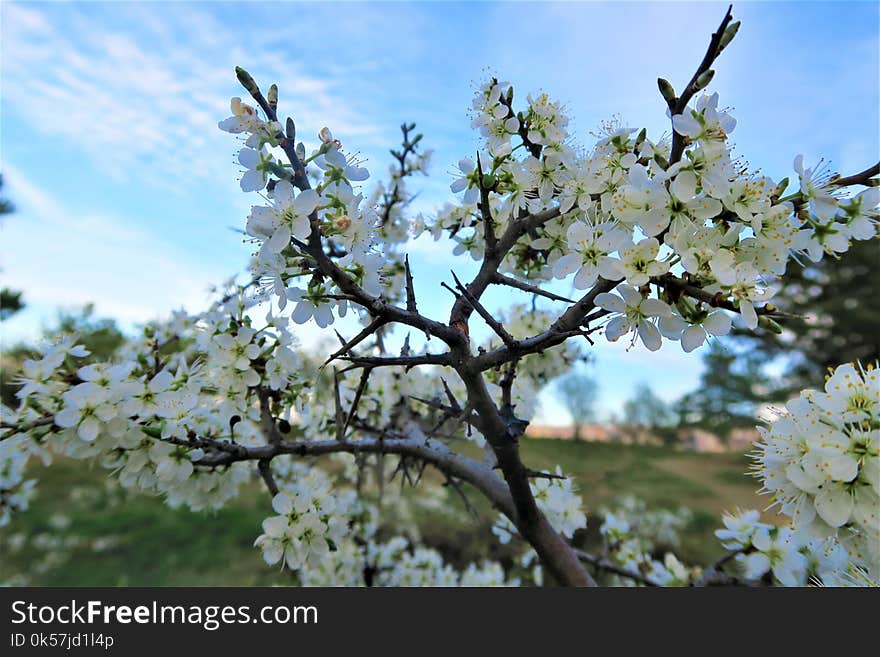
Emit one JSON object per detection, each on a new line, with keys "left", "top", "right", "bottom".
{"left": 2, "top": 7, "right": 878, "bottom": 587}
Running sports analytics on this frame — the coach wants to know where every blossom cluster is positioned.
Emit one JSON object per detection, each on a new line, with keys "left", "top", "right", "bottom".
{"left": 715, "top": 509, "right": 855, "bottom": 586}
{"left": 424, "top": 80, "right": 877, "bottom": 354}
{"left": 733, "top": 362, "right": 879, "bottom": 583}
{"left": 493, "top": 466, "right": 587, "bottom": 543}
{"left": 220, "top": 100, "right": 430, "bottom": 327}
{"left": 2, "top": 284, "right": 306, "bottom": 518}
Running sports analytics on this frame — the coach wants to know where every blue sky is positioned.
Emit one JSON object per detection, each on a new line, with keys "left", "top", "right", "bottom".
{"left": 1, "top": 1, "right": 878, "bottom": 423}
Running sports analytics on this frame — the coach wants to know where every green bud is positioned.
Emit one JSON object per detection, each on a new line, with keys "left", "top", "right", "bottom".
{"left": 773, "top": 177, "right": 790, "bottom": 199}
{"left": 482, "top": 173, "right": 496, "bottom": 189}
{"left": 695, "top": 69, "right": 715, "bottom": 91}
{"left": 657, "top": 78, "right": 676, "bottom": 105}
{"left": 142, "top": 425, "right": 163, "bottom": 439}
{"left": 719, "top": 21, "right": 741, "bottom": 52}
{"left": 267, "top": 84, "right": 278, "bottom": 111}
{"left": 235, "top": 66, "right": 259, "bottom": 95}
{"left": 759, "top": 316, "right": 783, "bottom": 334}
{"left": 654, "top": 152, "right": 669, "bottom": 170}
{"left": 285, "top": 117, "right": 295, "bottom": 141}
{"left": 635, "top": 128, "right": 647, "bottom": 148}
{"left": 296, "top": 142, "right": 306, "bottom": 162}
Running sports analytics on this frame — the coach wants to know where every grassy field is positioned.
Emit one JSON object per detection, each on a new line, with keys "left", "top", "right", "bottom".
{"left": 0, "top": 438, "right": 779, "bottom": 585}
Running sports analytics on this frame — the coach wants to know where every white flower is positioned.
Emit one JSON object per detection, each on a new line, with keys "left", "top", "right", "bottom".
{"left": 449, "top": 157, "right": 480, "bottom": 205}
{"left": 739, "top": 527, "right": 807, "bottom": 586}
{"left": 715, "top": 509, "right": 767, "bottom": 550}
{"left": 794, "top": 155, "right": 839, "bottom": 221}
{"left": 838, "top": 187, "right": 879, "bottom": 240}
{"left": 551, "top": 221, "right": 628, "bottom": 289}
{"left": 662, "top": 309, "right": 731, "bottom": 353}
{"left": 710, "top": 255, "right": 772, "bottom": 329}
{"left": 247, "top": 182, "right": 319, "bottom": 254}
{"left": 671, "top": 92, "right": 736, "bottom": 156}
{"left": 595, "top": 284, "right": 672, "bottom": 351}
{"left": 237, "top": 146, "right": 272, "bottom": 192}
{"left": 54, "top": 382, "right": 115, "bottom": 442}
{"left": 286, "top": 288, "right": 335, "bottom": 328}
{"left": 600, "top": 237, "right": 670, "bottom": 287}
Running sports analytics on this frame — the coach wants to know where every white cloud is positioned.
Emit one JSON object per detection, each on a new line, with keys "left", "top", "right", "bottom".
{"left": 0, "top": 2, "right": 385, "bottom": 192}
{"left": 0, "top": 166, "right": 228, "bottom": 330}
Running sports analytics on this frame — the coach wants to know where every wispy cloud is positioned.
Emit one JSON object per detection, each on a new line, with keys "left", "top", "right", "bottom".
{"left": 1, "top": 2, "right": 386, "bottom": 191}
{"left": 0, "top": 165, "right": 228, "bottom": 329}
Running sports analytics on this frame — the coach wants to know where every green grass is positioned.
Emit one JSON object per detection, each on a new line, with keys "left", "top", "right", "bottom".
{"left": 0, "top": 439, "right": 776, "bottom": 585}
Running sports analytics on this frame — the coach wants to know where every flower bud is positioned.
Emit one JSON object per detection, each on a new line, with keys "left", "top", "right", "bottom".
{"left": 657, "top": 78, "right": 676, "bottom": 105}
{"left": 695, "top": 69, "right": 715, "bottom": 91}
{"left": 758, "top": 315, "right": 783, "bottom": 334}
{"left": 719, "top": 21, "right": 741, "bottom": 52}
{"left": 235, "top": 66, "right": 259, "bottom": 96}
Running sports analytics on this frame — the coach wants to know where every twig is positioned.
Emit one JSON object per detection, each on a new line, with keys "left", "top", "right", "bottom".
{"left": 257, "top": 458, "right": 280, "bottom": 496}
{"left": 491, "top": 272, "right": 577, "bottom": 304}
{"left": 342, "top": 366, "right": 374, "bottom": 437}
{"left": 574, "top": 549, "right": 661, "bottom": 587}
{"left": 830, "top": 162, "right": 880, "bottom": 188}
{"left": 451, "top": 271, "right": 516, "bottom": 346}
{"left": 404, "top": 254, "right": 418, "bottom": 313}
{"left": 322, "top": 317, "right": 387, "bottom": 367}
{"left": 653, "top": 274, "right": 801, "bottom": 319}
{"left": 664, "top": 6, "right": 736, "bottom": 166}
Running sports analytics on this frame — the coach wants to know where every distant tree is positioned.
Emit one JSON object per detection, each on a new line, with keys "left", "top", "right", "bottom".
{"left": 0, "top": 175, "right": 25, "bottom": 321}
{"left": 556, "top": 372, "right": 598, "bottom": 440}
{"left": 674, "top": 341, "right": 779, "bottom": 443}
{"left": 623, "top": 383, "right": 678, "bottom": 446}
{"left": 735, "top": 239, "right": 879, "bottom": 393}
{"left": 0, "top": 174, "right": 13, "bottom": 216}
{"left": 0, "top": 288, "right": 24, "bottom": 321}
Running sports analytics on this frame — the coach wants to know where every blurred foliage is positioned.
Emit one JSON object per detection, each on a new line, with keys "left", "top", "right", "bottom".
{"left": 1, "top": 175, "right": 25, "bottom": 322}
{"left": 674, "top": 341, "right": 777, "bottom": 442}
{"left": 0, "top": 288, "right": 25, "bottom": 321}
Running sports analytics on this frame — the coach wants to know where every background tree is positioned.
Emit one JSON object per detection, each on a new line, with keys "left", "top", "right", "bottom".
{"left": 0, "top": 176, "right": 25, "bottom": 321}
{"left": 674, "top": 341, "right": 777, "bottom": 443}
{"left": 556, "top": 371, "right": 598, "bottom": 440}
{"left": 736, "top": 239, "right": 879, "bottom": 392}
{"left": 623, "top": 383, "right": 678, "bottom": 446}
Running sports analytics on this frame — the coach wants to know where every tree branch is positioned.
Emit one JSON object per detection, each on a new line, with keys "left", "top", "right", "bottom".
{"left": 664, "top": 6, "right": 736, "bottom": 166}
{"left": 491, "top": 272, "right": 577, "bottom": 304}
